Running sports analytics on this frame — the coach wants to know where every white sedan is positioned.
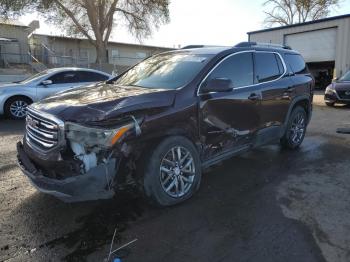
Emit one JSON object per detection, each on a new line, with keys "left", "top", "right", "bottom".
{"left": 0, "top": 67, "right": 111, "bottom": 119}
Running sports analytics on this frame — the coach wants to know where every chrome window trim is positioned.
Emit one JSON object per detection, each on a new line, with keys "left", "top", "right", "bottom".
{"left": 197, "top": 50, "right": 288, "bottom": 96}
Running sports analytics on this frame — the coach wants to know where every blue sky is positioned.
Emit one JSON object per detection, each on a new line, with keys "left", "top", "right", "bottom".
{"left": 20, "top": 0, "right": 350, "bottom": 48}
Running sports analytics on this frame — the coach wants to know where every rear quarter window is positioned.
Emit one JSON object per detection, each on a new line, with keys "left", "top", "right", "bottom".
{"left": 284, "top": 54, "right": 308, "bottom": 74}
{"left": 255, "top": 52, "right": 284, "bottom": 83}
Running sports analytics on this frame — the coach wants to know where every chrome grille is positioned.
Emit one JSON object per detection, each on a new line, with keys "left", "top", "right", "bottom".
{"left": 25, "top": 108, "right": 63, "bottom": 152}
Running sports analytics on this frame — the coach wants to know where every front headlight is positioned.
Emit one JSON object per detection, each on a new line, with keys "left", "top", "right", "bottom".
{"left": 66, "top": 122, "right": 133, "bottom": 148}
{"left": 325, "top": 85, "right": 335, "bottom": 94}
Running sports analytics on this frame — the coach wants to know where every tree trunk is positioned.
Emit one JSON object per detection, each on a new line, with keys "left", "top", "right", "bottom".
{"left": 95, "top": 41, "right": 108, "bottom": 64}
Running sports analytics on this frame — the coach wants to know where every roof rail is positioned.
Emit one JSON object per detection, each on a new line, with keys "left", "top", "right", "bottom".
{"left": 181, "top": 45, "right": 206, "bottom": 49}
{"left": 181, "top": 45, "right": 226, "bottom": 49}
{"left": 234, "top": 41, "right": 292, "bottom": 50}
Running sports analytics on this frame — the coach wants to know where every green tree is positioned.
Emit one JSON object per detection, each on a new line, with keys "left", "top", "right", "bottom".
{"left": 0, "top": 0, "right": 170, "bottom": 63}
{"left": 263, "top": 0, "right": 339, "bottom": 26}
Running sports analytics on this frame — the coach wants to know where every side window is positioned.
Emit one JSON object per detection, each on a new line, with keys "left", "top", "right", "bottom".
{"left": 48, "top": 71, "right": 79, "bottom": 84}
{"left": 284, "top": 54, "right": 307, "bottom": 74}
{"left": 255, "top": 52, "right": 283, "bottom": 83}
{"left": 77, "top": 71, "right": 109, "bottom": 82}
{"left": 203, "top": 52, "right": 254, "bottom": 88}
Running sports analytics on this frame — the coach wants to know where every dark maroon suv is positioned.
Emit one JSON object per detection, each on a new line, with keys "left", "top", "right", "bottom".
{"left": 17, "top": 42, "right": 314, "bottom": 206}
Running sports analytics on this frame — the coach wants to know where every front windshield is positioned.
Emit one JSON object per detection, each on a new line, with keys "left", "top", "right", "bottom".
{"left": 113, "top": 52, "right": 213, "bottom": 89}
{"left": 339, "top": 71, "right": 350, "bottom": 82}
{"left": 17, "top": 70, "right": 49, "bottom": 84}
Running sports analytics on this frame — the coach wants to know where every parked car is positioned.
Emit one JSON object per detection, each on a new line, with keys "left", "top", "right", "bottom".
{"left": 324, "top": 71, "right": 350, "bottom": 106}
{"left": 17, "top": 42, "right": 314, "bottom": 206}
{"left": 0, "top": 67, "right": 111, "bottom": 119}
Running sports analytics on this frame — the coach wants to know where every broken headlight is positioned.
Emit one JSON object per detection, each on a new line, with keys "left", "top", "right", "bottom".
{"left": 66, "top": 122, "right": 133, "bottom": 148}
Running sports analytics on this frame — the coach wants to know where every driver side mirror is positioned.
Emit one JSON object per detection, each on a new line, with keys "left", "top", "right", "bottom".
{"left": 41, "top": 79, "right": 53, "bottom": 86}
{"left": 200, "top": 78, "right": 232, "bottom": 94}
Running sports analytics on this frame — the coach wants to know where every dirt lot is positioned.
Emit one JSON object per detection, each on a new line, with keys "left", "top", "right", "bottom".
{"left": 1, "top": 92, "right": 350, "bottom": 262}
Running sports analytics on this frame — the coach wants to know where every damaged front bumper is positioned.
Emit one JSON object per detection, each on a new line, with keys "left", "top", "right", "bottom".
{"left": 17, "top": 142, "right": 117, "bottom": 202}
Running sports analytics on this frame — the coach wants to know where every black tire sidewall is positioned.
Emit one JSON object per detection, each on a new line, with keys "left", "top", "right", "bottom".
{"left": 143, "top": 136, "right": 201, "bottom": 207}
{"left": 281, "top": 106, "right": 307, "bottom": 149}
{"left": 5, "top": 97, "right": 31, "bottom": 120}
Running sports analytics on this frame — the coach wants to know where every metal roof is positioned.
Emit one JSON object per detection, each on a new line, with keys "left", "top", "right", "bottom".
{"left": 248, "top": 13, "right": 350, "bottom": 35}
{"left": 32, "top": 33, "right": 173, "bottom": 50}
{"left": 0, "top": 19, "right": 29, "bottom": 28}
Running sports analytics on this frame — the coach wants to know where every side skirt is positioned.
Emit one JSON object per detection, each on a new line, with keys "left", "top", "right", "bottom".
{"left": 201, "top": 144, "right": 251, "bottom": 169}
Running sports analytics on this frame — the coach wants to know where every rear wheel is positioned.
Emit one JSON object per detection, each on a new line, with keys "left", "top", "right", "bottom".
{"left": 142, "top": 136, "right": 201, "bottom": 207}
{"left": 5, "top": 96, "right": 31, "bottom": 120}
{"left": 280, "top": 106, "right": 307, "bottom": 149}
{"left": 325, "top": 102, "right": 335, "bottom": 107}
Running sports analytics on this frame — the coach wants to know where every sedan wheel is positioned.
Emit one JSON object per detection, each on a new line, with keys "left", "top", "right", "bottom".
{"left": 5, "top": 97, "right": 31, "bottom": 120}
{"left": 9, "top": 100, "right": 28, "bottom": 119}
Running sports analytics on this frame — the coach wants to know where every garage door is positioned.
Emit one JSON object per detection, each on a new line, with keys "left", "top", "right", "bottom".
{"left": 285, "top": 28, "right": 337, "bottom": 62}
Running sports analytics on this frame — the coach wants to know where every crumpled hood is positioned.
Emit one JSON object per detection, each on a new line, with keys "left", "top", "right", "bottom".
{"left": 333, "top": 81, "right": 350, "bottom": 90}
{"left": 30, "top": 82, "right": 177, "bottom": 122}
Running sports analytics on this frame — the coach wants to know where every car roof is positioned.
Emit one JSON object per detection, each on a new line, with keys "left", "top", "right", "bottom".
{"left": 46, "top": 67, "right": 111, "bottom": 76}
{"left": 164, "top": 44, "right": 300, "bottom": 56}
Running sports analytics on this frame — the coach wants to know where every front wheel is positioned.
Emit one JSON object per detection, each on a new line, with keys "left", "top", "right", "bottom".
{"left": 280, "top": 106, "right": 307, "bottom": 149}
{"left": 142, "top": 136, "right": 202, "bottom": 207}
{"left": 5, "top": 97, "right": 31, "bottom": 120}
{"left": 325, "top": 102, "right": 335, "bottom": 107}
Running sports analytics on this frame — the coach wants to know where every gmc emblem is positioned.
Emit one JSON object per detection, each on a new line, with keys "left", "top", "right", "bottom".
{"left": 26, "top": 116, "right": 39, "bottom": 129}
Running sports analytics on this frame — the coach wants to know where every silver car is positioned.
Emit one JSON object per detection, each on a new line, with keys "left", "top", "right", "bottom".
{"left": 0, "top": 67, "right": 111, "bottom": 119}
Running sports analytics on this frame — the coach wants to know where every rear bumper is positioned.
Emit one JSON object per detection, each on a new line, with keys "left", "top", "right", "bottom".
{"left": 17, "top": 141, "right": 117, "bottom": 202}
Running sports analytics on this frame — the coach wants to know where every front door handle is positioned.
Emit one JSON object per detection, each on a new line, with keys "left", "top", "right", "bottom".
{"left": 248, "top": 93, "right": 260, "bottom": 101}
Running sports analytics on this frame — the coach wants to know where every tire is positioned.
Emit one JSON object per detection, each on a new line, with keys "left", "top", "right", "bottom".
{"left": 325, "top": 102, "right": 335, "bottom": 107}
{"left": 142, "top": 136, "right": 202, "bottom": 207}
{"left": 4, "top": 96, "right": 32, "bottom": 120}
{"left": 280, "top": 106, "right": 307, "bottom": 150}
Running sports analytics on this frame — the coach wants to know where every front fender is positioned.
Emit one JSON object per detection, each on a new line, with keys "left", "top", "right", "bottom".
{"left": 0, "top": 90, "right": 37, "bottom": 114}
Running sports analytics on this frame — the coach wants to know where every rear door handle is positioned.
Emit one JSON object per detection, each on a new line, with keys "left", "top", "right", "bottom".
{"left": 248, "top": 93, "right": 260, "bottom": 101}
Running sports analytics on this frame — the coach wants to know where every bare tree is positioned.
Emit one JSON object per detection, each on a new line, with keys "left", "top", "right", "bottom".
{"left": 0, "top": 0, "right": 170, "bottom": 63}
{"left": 263, "top": 0, "right": 340, "bottom": 26}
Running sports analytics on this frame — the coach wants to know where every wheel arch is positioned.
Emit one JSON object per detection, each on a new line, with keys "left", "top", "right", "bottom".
{"left": 3, "top": 95, "right": 34, "bottom": 118}
{"left": 4, "top": 94, "right": 33, "bottom": 109}
{"left": 136, "top": 127, "right": 201, "bottom": 156}
{"left": 282, "top": 95, "right": 311, "bottom": 134}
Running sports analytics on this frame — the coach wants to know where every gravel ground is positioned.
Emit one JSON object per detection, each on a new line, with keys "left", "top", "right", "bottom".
{"left": 0, "top": 92, "right": 350, "bottom": 262}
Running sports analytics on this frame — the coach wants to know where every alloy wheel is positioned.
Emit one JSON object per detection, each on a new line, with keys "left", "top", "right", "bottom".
{"left": 9, "top": 100, "right": 28, "bottom": 119}
{"left": 159, "top": 146, "right": 196, "bottom": 198}
{"left": 289, "top": 112, "right": 306, "bottom": 145}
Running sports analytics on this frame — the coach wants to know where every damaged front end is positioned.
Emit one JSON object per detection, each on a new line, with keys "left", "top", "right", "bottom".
{"left": 17, "top": 107, "right": 141, "bottom": 202}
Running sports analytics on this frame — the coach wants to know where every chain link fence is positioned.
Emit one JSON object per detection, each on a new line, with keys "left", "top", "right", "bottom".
{"left": 0, "top": 51, "right": 141, "bottom": 76}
